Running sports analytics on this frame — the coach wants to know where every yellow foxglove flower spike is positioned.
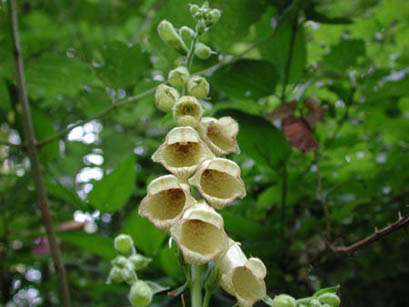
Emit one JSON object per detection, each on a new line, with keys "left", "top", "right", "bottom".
{"left": 199, "top": 116, "right": 240, "bottom": 155}
{"left": 217, "top": 240, "right": 267, "bottom": 307}
{"left": 172, "top": 96, "right": 203, "bottom": 128}
{"left": 138, "top": 174, "right": 196, "bottom": 232}
{"left": 189, "top": 158, "right": 246, "bottom": 209}
{"left": 152, "top": 127, "right": 214, "bottom": 179}
{"left": 170, "top": 200, "right": 228, "bottom": 265}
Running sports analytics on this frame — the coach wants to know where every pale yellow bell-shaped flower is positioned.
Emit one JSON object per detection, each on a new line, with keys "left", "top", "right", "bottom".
{"left": 172, "top": 96, "right": 203, "bottom": 128}
{"left": 198, "top": 117, "right": 240, "bottom": 155}
{"left": 188, "top": 158, "right": 246, "bottom": 209}
{"left": 138, "top": 175, "right": 196, "bottom": 232}
{"left": 217, "top": 240, "right": 267, "bottom": 307}
{"left": 170, "top": 200, "right": 228, "bottom": 265}
{"left": 152, "top": 127, "right": 215, "bottom": 179}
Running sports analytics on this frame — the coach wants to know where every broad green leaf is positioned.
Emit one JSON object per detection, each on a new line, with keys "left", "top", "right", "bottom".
{"left": 159, "top": 245, "right": 184, "bottom": 282}
{"left": 221, "top": 211, "right": 263, "bottom": 239}
{"left": 0, "top": 80, "right": 11, "bottom": 111}
{"left": 215, "top": 109, "right": 292, "bottom": 169}
{"left": 257, "top": 10, "right": 307, "bottom": 84}
{"left": 209, "top": 0, "right": 267, "bottom": 53}
{"left": 32, "top": 108, "right": 59, "bottom": 162}
{"left": 57, "top": 231, "right": 116, "bottom": 260}
{"left": 121, "top": 208, "right": 167, "bottom": 256}
{"left": 46, "top": 182, "right": 89, "bottom": 211}
{"left": 96, "top": 41, "right": 151, "bottom": 89}
{"left": 26, "top": 53, "right": 91, "bottom": 101}
{"left": 324, "top": 39, "right": 366, "bottom": 72}
{"left": 88, "top": 156, "right": 136, "bottom": 213}
{"left": 210, "top": 59, "right": 279, "bottom": 100}
{"left": 78, "top": 87, "right": 112, "bottom": 118}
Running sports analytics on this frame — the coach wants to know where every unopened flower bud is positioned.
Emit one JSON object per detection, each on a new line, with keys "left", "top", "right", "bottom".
{"left": 173, "top": 96, "right": 203, "bottom": 128}
{"left": 195, "top": 42, "right": 212, "bottom": 59}
{"left": 139, "top": 174, "right": 196, "bottom": 231}
{"left": 107, "top": 266, "right": 124, "bottom": 284}
{"left": 197, "top": 20, "right": 207, "bottom": 33}
{"left": 129, "top": 254, "right": 152, "bottom": 271}
{"left": 111, "top": 255, "right": 129, "bottom": 268}
{"left": 187, "top": 76, "right": 210, "bottom": 99}
{"left": 179, "top": 26, "right": 195, "bottom": 41}
{"left": 168, "top": 66, "right": 190, "bottom": 88}
{"left": 310, "top": 299, "right": 322, "bottom": 307}
{"left": 157, "top": 20, "right": 188, "bottom": 55}
{"left": 189, "top": 158, "right": 246, "bottom": 209}
{"left": 189, "top": 4, "right": 199, "bottom": 15}
{"left": 155, "top": 84, "right": 179, "bottom": 112}
{"left": 129, "top": 280, "right": 153, "bottom": 307}
{"left": 199, "top": 117, "right": 240, "bottom": 155}
{"left": 318, "top": 293, "right": 340, "bottom": 307}
{"left": 114, "top": 234, "right": 134, "bottom": 256}
{"left": 207, "top": 9, "right": 221, "bottom": 25}
{"left": 272, "top": 294, "right": 296, "bottom": 307}
{"left": 152, "top": 127, "right": 214, "bottom": 179}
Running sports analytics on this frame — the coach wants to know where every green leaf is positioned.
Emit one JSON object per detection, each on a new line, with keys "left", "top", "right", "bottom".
{"left": 209, "top": 0, "right": 267, "bottom": 53}
{"left": 257, "top": 10, "right": 307, "bottom": 84}
{"left": 57, "top": 231, "right": 116, "bottom": 260}
{"left": 31, "top": 108, "right": 59, "bottom": 162}
{"left": 88, "top": 156, "right": 136, "bottom": 213}
{"left": 46, "top": 182, "right": 89, "bottom": 211}
{"left": 324, "top": 39, "right": 366, "bottom": 72}
{"left": 159, "top": 244, "right": 185, "bottom": 282}
{"left": 210, "top": 59, "right": 279, "bottom": 100}
{"left": 0, "top": 80, "right": 11, "bottom": 112}
{"left": 97, "top": 41, "right": 151, "bottom": 89}
{"left": 121, "top": 208, "right": 167, "bottom": 256}
{"left": 26, "top": 53, "right": 91, "bottom": 101}
{"left": 221, "top": 211, "right": 263, "bottom": 239}
{"left": 313, "top": 285, "right": 341, "bottom": 297}
{"left": 215, "top": 109, "right": 291, "bottom": 169}
{"left": 305, "top": 4, "right": 352, "bottom": 24}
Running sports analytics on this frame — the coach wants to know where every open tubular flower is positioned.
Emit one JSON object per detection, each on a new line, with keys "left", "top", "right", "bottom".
{"left": 187, "top": 76, "right": 210, "bottom": 99}
{"left": 138, "top": 175, "right": 196, "bottom": 231}
{"left": 155, "top": 84, "right": 179, "bottom": 112}
{"left": 170, "top": 200, "right": 228, "bottom": 265}
{"left": 172, "top": 96, "right": 203, "bottom": 128}
{"left": 217, "top": 240, "right": 267, "bottom": 307}
{"left": 152, "top": 127, "right": 214, "bottom": 179}
{"left": 189, "top": 158, "right": 246, "bottom": 209}
{"left": 199, "top": 116, "right": 240, "bottom": 155}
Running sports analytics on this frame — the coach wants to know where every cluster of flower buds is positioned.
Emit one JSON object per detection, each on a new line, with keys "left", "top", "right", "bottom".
{"left": 107, "top": 234, "right": 154, "bottom": 307}
{"left": 139, "top": 3, "right": 268, "bottom": 306}
{"left": 271, "top": 290, "right": 341, "bottom": 307}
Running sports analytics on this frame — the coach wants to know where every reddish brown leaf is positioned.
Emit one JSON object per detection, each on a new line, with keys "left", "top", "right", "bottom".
{"left": 266, "top": 100, "right": 298, "bottom": 120}
{"left": 33, "top": 237, "right": 50, "bottom": 256}
{"left": 57, "top": 220, "right": 86, "bottom": 232}
{"left": 283, "top": 115, "right": 318, "bottom": 153}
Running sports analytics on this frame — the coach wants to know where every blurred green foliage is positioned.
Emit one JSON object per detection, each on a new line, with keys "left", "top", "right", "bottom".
{"left": 0, "top": 0, "right": 408, "bottom": 306}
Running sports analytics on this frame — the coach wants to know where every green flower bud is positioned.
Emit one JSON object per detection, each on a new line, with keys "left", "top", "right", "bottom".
{"left": 111, "top": 255, "right": 129, "bottom": 268}
{"left": 157, "top": 20, "right": 188, "bottom": 55}
{"left": 318, "top": 293, "right": 340, "bottom": 307}
{"left": 173, "top": 96, "right": 203, "bottom": 128}
{"left": 205, "top": 265, "right": 221, "bottom": 294}
{"left": 187, "top": 76, "right": 210, "bottom": 99}
{"left": 272, "top": 294, "right": 296, "bottom": 307}
{"left": 120, "top": 267, "right": 138, "bottom": 285}
{"left": 189, "top": 4, "right": 199, "bottom": 15}
{"left": 129, "top": 280, "right": 153, "bottom": 307}
{"left": 155, "top": 84, "right": 180, "bottom": 112}
{"left": 114, "top": 234, "right": 134, "bottom": 255}
{"left": 197, "top": 20, "right": 207, "bottom": 33}
{"left": 179, "top": 26, "right": 195, "bottom": 42}
{"left": 107, "top": 266, "right": 124, "bottom": 284}
{"left": 168, "top": 66, "right": 190, "bottom": 88}
{"left": 129, "top": 254, "right": 152, "bottom": 271}
{"left": 310, "top": 299, "right": 322, "bottom": 307}
{"left": 195, "top": 42, "right": 212, "bottom": 60}
{"left": 207, "top": 9, "right": 221, "bottom": 25}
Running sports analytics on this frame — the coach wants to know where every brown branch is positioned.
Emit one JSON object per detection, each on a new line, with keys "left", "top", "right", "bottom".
{"left": 7, "top": 1, "right": 71, "bottom": 306}
{"left": 329, "top": 212, "right": 409, "bottom": 255}
{"left": 315, "top": 151, "right": 332, "bottom": 241}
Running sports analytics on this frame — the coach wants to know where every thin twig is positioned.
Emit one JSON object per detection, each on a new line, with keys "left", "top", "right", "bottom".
{"left": 0, "top": 140, "right": 24, "bottom": 147}
{"left": 7, "top": 1, "right": 71, "bottom": 306}
{"left": 329, "top": 212, "right": 409, "bottom": 255}
{"left": 315, "top": 151, "right": 332, "bottom": 241}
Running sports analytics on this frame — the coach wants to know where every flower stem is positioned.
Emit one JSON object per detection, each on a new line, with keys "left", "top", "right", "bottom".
{"left": 190, "top": 265, "right": 202, "bottom": 307}
{"left": 203, "top": 289, "right": 211, "bottom": 307}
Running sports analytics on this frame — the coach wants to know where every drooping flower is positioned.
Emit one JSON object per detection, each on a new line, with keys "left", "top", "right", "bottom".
{"left": 168, "top": 66, "right": 190, "bottom": 88}
{"left": 128, "top": 280, "right": 153, "bottom": 307}
{"left": 187, "top": 76, "right": 209, "bottom": 99}
{"left": 198, "top": 116, "right": 240, "bottom": 155}
{"left": 217, "top": 240, "right": 267, "bottom": 307}
{"left": 152, "top": 127, "right": 214, "bottom": 179}
{"left": 155, "top": 84, "right": 179, "bottom": 112}
{"left": 170, "top": 200, "right": 228, "bottom": 265}
{"left": 138, "top": 174, "right": 196, "bottom": 231}
{"left": 172, "top": 96, "right": 203, "bottom": 128}
{"left": 189, "top": 158, "right": 246, "bottom": 209}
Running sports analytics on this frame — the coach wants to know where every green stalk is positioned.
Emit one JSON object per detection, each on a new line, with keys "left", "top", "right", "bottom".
{"left": 202, "top": 289, "right": 211, "bottom": 307}
{"left": 190, "top": 265, "right": 202, "bottom": 307}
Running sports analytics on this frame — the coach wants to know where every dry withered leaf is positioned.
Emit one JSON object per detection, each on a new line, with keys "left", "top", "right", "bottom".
{"left": 267, "top": 100, "right": 298, "bottom": 120}
{"left": 283, "top": 115, "right": 318, "bottom": 153}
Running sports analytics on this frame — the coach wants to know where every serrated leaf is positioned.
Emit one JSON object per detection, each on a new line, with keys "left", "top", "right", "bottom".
{"left": 88, "top": 156, "right": 136, "bottom": 213}
{"left": 96, "top": 41, "right": 151, "bottom": 89}
{"left": 215, "top": 109, "right": 292, "bottom": 169}
{"left": 210, "top": 59, "right": 279, "bottom": 100}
